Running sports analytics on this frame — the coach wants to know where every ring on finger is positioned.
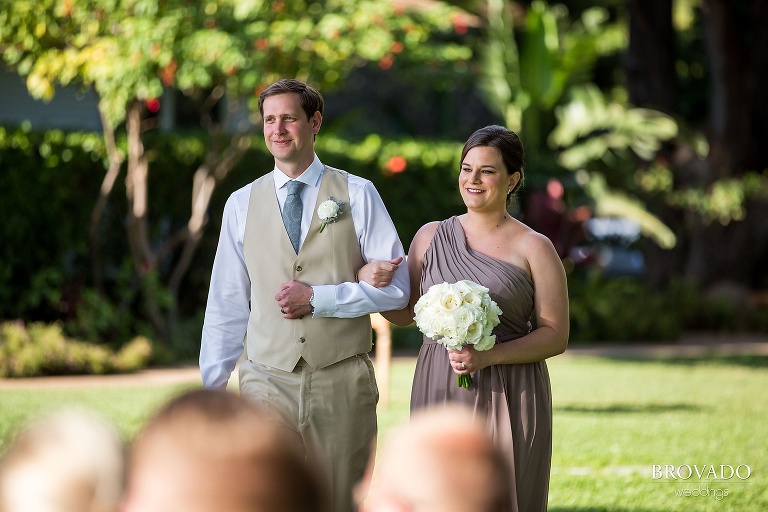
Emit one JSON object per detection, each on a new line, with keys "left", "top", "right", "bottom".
{"left": 280, "top": 307, "right": 286, "bottom": 314}
{"left": 461, "top": 362, "right": 466, "bottom": 370}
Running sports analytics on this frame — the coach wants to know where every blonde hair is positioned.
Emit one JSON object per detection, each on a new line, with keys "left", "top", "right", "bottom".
{"left": 360, "top": 405, "right": 510, "bottom": 512}
{"left": 0, "top": 409, "right": 124, "bottom": 512}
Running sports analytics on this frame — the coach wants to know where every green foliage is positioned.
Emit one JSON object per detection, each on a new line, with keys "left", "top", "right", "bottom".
{"left": 664, "top": 170, "right": 768, "bottom": 226}
{"left": 0, "top": 126, "right": 102, "bottom": 320}
{"left": 479, "top": 1, "right": 626, "bottom": 143}
{"left": 476, "top": 1, "right": 682, "bottom": 255}
{"left": 567, "top": 274, "right": 768, "bottom": 342}
{"left": 550, "top": 85, "right": 678, "bottom": 170}
{"left": 549, "top": 85, "right": 679, "bottom": 249}
{"left": 392, "top": 273, "right": 768, "bottom": 346}
{"left": 0, "top": 321, "right": 152, "bottom": 378}
{"left": 0, "top": 0, "right": 472, "bottom": 347}
{"left": 4, "top": 124, "right": 765, "bottom": 354}
{"left": 0, "top": 125, "right": 463, "bottom": 346}
{"left": 166, "top": 311, "right": 205, "bottom": 364}
{"left": 389, "top": 324, "right": 424, "bottom": 351}
{"left": 317, "top": 133, "right": 465, "bottom": 242}
{"left": 113, "top": 336, "right": 153, "bottom": 373}
{"left": 0, "top": 0, "right": 469, "bottom": 125}
{"left": 567, "top": 274, "right": 685, "bottom": 342}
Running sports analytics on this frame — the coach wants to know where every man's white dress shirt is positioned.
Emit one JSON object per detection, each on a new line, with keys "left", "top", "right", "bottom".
{"left": 200, "top": 155, "right": 409, "bottom": 388}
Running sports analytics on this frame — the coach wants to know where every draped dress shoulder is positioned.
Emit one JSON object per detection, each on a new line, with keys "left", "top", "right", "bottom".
{"left": 410, "top": 216, "right": 552, "bottom": 512}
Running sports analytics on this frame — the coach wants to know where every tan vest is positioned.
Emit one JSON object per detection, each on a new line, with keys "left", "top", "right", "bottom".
{"left": 243, "top": 167, "right": 371, "bottom": 371}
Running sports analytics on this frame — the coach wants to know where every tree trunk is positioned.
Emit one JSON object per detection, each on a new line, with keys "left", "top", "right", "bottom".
{"left": 685, "top": 0, "right": 768, "bottom": 289}
{"left": 125, "top": 100, "right": 168, "bottom": 342}
{"left": 121, "top": 94, "right": 254, "bottom": 343}
{"left": 629, "top": 0, "right": 768, "bottom": 291}
{"left": 89, "top": 107, "right": 124, "bottom": 294}
{"left": 626, "top": 0, "right": 682, "bottom": 287}
{"left": 626, "top": 0, "right": 677, "bottom": 114}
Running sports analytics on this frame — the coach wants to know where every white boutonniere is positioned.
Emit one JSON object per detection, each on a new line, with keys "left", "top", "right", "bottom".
{"left": 317, "top": 197, "right": 344, "bottom": 233}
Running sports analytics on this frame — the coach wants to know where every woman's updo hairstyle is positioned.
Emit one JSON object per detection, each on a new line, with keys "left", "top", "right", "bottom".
{"left": 460, "top": 125, "right": 526, "bottom": 203}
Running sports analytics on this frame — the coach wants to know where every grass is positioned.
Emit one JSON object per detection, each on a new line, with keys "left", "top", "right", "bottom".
{"left": 0, "top": 383, "right": 198, "bottom": 453}
{"left": 548, "top": 354, "right": 768, "bottom": 511}
{"left": 2, "top": 353, "right": 768, "bottom": 511}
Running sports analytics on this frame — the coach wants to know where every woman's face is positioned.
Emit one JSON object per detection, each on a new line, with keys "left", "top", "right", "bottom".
{"left": 459, "top": 146, "right": 518, "bottom": 212}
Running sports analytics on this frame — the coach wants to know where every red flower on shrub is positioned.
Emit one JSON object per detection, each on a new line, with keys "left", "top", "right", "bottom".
{"left": 379, "top": 55, "right": 394, "bottom": 70}
{"left": 145, "top": 98, "right": 161, "bottom": 113}
{"left": 160, "top": 61, "right": 177, "bottom": 86}
{"left": 452, "top": 14, "right": 468, "bottom": 35}
{"left": 386, "top": 156, "right": 407, "bottom": 174}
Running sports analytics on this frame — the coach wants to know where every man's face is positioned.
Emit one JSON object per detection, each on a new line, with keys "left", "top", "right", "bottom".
{"left": 262, "top": 92, "right": 321, "bottom": 176}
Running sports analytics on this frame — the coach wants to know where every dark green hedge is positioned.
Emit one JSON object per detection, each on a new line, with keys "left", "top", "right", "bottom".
{"left": 0, "top": 127, "right": 103, "bottom": 321}
{"left": 0, "top": 125, "right": 464, "bottom": 331}
{"left": 4, "top": 125, "right": 762, "bottom": 352}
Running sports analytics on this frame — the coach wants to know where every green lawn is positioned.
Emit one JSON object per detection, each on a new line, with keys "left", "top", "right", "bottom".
{"left": 0, "top": 383, "right": 198, "bottom": 453}
{"left": 2, "top": 353, "right": 767, "bottom": 511}
{"left": 381, "top": 354, "right": 768, "bottom": 511}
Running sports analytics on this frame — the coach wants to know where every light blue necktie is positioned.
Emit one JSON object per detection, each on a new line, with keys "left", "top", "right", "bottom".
{"left": 283, "top": 180, "right": 305, "bottom": 253}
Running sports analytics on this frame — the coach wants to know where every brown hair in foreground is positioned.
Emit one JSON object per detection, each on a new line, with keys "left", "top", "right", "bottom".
{"left": 358, "top": 404, "right": 511, "bottom": 512}
{"left": 122, "top": 388, "right": 328, "bottom": 512}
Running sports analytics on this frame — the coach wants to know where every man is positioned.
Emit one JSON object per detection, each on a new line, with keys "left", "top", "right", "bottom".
{"left": 356, "top": 405, "right": 511, "bottom": 512}
{"left": 122, "top": 389, "right": 327, "bottom": 512}
{"left": 199, "top": 78, "right": 409, "bottom": 512}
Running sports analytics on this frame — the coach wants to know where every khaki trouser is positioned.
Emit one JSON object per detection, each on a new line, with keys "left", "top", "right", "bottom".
{"left": 239, "top": 355, "right": 378, "bottom": 512}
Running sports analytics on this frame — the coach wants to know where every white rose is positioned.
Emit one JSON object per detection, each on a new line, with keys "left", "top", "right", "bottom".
{"left": 464, "top": 290, "right": 483, "bottom": 307}
{"left": 452, "top": 307, "right": 474, "bottom": 331}
{"left": 317, "top": 200, "right": 340, "bottom": 220}
{"left": 441, "top": 336, "right": 464, "bottom": 351}
{"left": 474, "top": 334, "right": 496, "bottom": 351}
{"left": 438, "top": 288, "right": 462, "bottom": 312}
{"left": 440, "top": 317, "right": 460, "bottom": 340}
{"left": 485, "top": 305, "right": 500, "bottom": 326}
{"left": 464, "top": 320, "right": 485, "bottom": 344}
{"left": 419, "top": 310, "right": 444, "bottom": 340}
{"left": 415, "top": 294, "right": 438, "bottom": 318}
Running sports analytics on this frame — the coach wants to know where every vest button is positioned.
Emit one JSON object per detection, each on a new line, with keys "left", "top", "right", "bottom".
{"left": 296, "top": 265, "right": 303, "bottom": 272}
{"left": 299, "top": 337, "right": 306, "bottom": 343}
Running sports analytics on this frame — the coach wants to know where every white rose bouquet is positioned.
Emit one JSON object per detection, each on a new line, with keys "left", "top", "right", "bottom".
{"left": 317, "top": 197, "right": 344, "bottom": 233}
{"left": 413, "top": 280, "right": 502, "bottom": 388}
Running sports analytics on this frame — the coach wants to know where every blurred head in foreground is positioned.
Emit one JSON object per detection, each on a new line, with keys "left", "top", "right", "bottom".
{"left": 0, "top": 408, "right": 124, "bottom": 512}
{"left": 122, "top": 388, "right": 326, "bottom": 512}
{"left": 358, "top": 405, "right": 510, "bottom": 512}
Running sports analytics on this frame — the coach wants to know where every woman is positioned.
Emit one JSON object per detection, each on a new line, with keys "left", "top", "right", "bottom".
{"left": 358, "top": 125, "right": 569, "bottom": 512}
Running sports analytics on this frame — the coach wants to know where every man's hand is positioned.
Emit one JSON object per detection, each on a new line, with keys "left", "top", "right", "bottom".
{"left": 275, "top": 280, "right": 314, "bottom": 319}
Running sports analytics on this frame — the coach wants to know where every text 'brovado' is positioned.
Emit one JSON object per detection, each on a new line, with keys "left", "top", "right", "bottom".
{"left": 651, "top": 464, "right": 752, "bottom": 480}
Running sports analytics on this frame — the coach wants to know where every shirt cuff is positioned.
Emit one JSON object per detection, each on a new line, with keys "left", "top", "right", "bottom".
{"left": 311, "top": 285, "right": 336, "bottom": 317}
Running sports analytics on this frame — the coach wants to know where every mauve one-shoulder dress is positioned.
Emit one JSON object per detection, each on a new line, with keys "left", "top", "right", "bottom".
{"left": 410, "top": 216, "right": 553, "bottom": 512}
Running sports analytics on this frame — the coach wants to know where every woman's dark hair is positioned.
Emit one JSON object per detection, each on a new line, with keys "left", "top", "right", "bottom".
{"left": 460, "top": 125, "right": 526, "bottom": 202}
{"left": 258, "top": 79, "right": 324, "bottom": 120}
